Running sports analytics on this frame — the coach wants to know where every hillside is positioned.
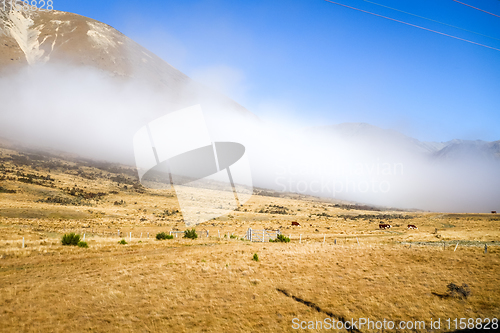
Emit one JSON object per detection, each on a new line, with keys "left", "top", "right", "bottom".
{"left": 0, "top": 7, "right": 255, "bottom": 117}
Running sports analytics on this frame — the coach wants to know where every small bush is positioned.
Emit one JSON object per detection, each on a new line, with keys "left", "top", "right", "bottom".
{"left": 61, "top": 233, "right": 80, "bottom": 246}
{"left": 252, "top": 253, "right": 259, "bottom": 261}
{"left": 156, "top": 232, "right": 173, "bottom": 240}
{"left": 156, "top": 232, "right": 168, "bottom": 240}
{"left": 184, "top": 228, "right": 198, "bottom": 239}
{"left": 274, "top": 234, "right": 290, "bottom": 243}
{"left": 118, "top": 239, "right": 127, "bottom": 245}
{"left": 77, "top": 241, "right": 88, "bottom": 248}
{"left": 230, "top": 234, "right": 237, "bottom": 239}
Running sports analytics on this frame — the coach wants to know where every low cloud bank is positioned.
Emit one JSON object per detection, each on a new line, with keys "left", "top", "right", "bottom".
{"left": 1, "top": 64, "right": 498, "bottom": 213}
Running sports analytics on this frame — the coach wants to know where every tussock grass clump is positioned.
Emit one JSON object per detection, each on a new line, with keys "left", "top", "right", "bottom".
{"left": 118, "top": 239, "right": 127, "bottom": 245}
{"left": 77, "top": 241, "right": 88, "bottom": 248}
{"left": 184, "top": 229, "right": 198, "bottom": 240}
{"left": 252, "top": 253, "right": 259, "bottom": 261}
{"left": 61, "top": 233, "right": 80, "bottom": 246}
{"left": 156, "top": 232, "right": 173, "bottom": 240}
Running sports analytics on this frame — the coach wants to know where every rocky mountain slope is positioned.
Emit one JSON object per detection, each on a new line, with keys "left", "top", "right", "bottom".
{"left": 0, "top": 7, "right": 253, "bottom": 116}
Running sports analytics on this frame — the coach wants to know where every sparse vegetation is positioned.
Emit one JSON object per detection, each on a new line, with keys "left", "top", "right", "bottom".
{"left": 258, "top": 204, "right": 292, "bottom": 215}
{"left": 0, "top": 186, "right": 16, "bottom": 193}
{"left": 118, "top": 239, "right": 127, "bottom": 245}
{"left": 77, "top": 241, "right": 88, "bottom": 248}
{"left": 252, "top": 253, "right": 259, "bottom": 261}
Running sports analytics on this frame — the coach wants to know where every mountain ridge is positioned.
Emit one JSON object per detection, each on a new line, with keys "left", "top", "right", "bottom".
{"left": 308, "top": 122, "right": 500, "bottom": 161}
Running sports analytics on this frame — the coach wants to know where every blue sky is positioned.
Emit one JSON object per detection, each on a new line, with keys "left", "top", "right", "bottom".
{"left": 56, "top": 0, "right": 500, "bottom": 142}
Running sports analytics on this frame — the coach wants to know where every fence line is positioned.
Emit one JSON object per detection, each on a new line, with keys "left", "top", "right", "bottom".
{"left": 245, "top": 228, "right": 281, "bottom": 242}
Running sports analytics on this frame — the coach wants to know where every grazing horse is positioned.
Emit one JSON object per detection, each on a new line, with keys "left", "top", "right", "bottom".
{"left": 407, "top": 224, "right": 418, "bottom": 230}
{"left": 379, "top": 224, "right": 391, "bottom": 230}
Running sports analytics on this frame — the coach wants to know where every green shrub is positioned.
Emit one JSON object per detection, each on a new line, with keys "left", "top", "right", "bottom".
{"left": 61, "top": 233, "right": 80, "bottom": 246}
{"left": 184, "top": 229, "right": 198, "bottom": 239}
{"left": 252, "top": 253, "right": 259, "bottom": 261}
{"left": 77, "top": 241, "right": 88, "bottom": 248}
{"left": 156, "top": 232, "right": 167, "bottom": 240}
{"left": 156, "top": 232, "right": 174, "bottom": 240}
{"left": 118, "top": 239, "right": 127, "bottom": 245}
{"left": 274, "top": 234, "right": 290, "bottom": 243}
{"left": 230, "top": 234, "right": 237, "bottom": 239}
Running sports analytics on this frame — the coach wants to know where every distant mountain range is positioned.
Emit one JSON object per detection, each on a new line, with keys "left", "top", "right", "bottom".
{"left": 309, "top": 123, "right": 500, "bottom": 162}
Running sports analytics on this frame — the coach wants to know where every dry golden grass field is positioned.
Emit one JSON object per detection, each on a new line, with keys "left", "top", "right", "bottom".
{"left": 1, "top": 144, "right": 499, "bottom": 332}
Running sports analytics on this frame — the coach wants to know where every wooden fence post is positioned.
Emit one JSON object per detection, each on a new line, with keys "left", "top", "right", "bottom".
{"left": 129, "top": 232, "right": 132, "bottom": 242}
{"left": 83, "top": 233, "right": 85, "bottom": 241}
{"left": 118, "top": 229, "right": 120, "bottom": 238}
{"left": 22, "top": 237, "right": 24, "bottom": 249}
{"left": 323, "top": 235, "right": 325, "bottom": 244}
{"left": 147, "top": 232, "right": 149, "bottom": 239}
{"left": 334, "top": 239, "right": 336, "bottom": 245}
{"left": 454, "top": 242, "right": 459, "bottom": 252}
{"left": 484, "top": 244, "right": 488, "bottom": 254}
{"left": 356, "top": 237, "right": 359, "bottom": 245}
{"left": 299, "top": 234, "right": 302, "bottom": 244}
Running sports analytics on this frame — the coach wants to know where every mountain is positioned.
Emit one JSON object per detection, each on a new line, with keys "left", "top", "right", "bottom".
{"left": 308, "top": 123, "right": 500, "bottom": 162}
{"left": 0, "top": 7, "right": 253, "bottom": 117}
{"left": 311, "top": 122, "right": 436, "bottom": 154}
{"left": 434, "top": 139, "right": 500, "bottom": 161}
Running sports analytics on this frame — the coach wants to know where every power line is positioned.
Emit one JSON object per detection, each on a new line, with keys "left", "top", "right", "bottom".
{"left": 324, "top": 0, "right": 500, "bottom": 52}
{"left": 360, "top": 0, "right": 500, "bottom": 42}
{"left": 452, "top": 0, "right": 500, "bottom": 19}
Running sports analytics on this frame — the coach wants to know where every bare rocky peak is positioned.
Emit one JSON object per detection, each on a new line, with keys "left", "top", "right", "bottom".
{"left": 0, "top": 7, "right": 253, "bottom": 117}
